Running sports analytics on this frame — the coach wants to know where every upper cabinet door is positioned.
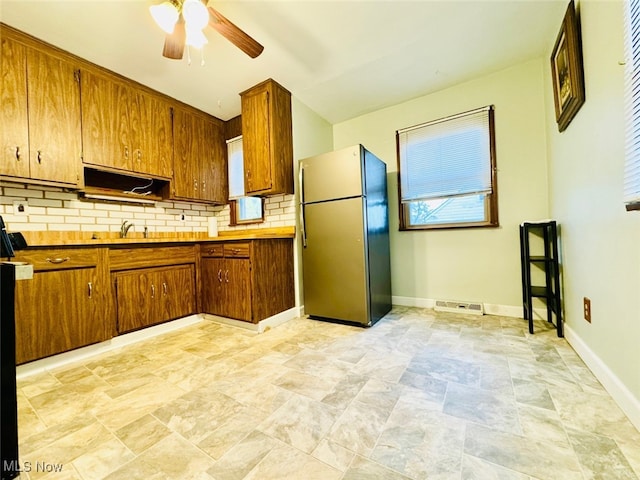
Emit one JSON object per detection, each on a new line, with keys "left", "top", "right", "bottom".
{"left": 240, "top": 79, "right": 293, "bottom": 196}
{"left": 137, "top": 91, "right": 173, "bottom": 179}
{"left": 81, "top": 70, "right": 133, "bottom": 172}
{"left": 0, "top": 36, "right": 30, "bottom": 179}
{"left": 26, "top": 47, "right": 82, "bottom": 185}
{"left": 242, "top": 89, "right": 272, "bottom": 194}
{"left": 200, "top": 115, "right": 228, "bottom": 203}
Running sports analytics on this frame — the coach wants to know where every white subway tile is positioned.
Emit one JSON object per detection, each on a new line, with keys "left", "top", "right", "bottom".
{"left": 47, "top": 207, "right": 79, "bottom": 217}
{"left": 81, "top": 225, "right": 110, "bottom": 232}
{"left": 44, "top": 190, "right": 77, "bottom": 201}
{"left": 94, "top": 203, "right": 121, "bottom": 211}
{"left": 172, "top": 202, "right": 193, "bottom": 210}
{"left": 28, "top": 198, "right": 62, "bottom": 208}
{"left": 69, "top": 217, "right": 95, "bottom": 224}
{"left": 30, "top": 215, "right": 64, "bottom": 224}
{"left": 96, "top": 218, "right": 123, "bottom": 225}
{"left": 82, "top": 209, "right": 108, "bottom": 218}
{"left": 49, "top": 223, "right": 80, "bottom": 231}
{"left": 4, "top": 188, "right": 43, "bottom": 199}
{"left": 63, "top": 200, "right": 89, "bottom": 209}
{"left": 18, "top": 222, "right": 48, "bottom": 231}
{"left": 133, "top": 213, "right": 155, "bottom": 220}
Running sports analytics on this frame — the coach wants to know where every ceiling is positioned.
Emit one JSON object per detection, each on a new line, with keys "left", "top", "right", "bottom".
{"left": 1, "top": 0, "right": 568, "bottom": 124}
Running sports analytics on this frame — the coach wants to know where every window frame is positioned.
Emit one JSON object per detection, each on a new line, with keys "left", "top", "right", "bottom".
{"left": 396, "top": 106, "right": 498, "bottom": 230}
{"left": 229, "top": 197, "right": 266, "bottom": 226}
{"left": 226, "top": 134, "right": 265, "bottom": 225}
{"left": 624, "top": 0, "right": 640, "bottom": 211}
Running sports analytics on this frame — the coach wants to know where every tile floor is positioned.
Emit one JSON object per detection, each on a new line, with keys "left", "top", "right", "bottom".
{"left": 14, "top": 307, "right": 640, "bottom": 479}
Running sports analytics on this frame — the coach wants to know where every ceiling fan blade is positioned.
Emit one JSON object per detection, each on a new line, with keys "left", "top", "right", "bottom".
{"left": 162, "top": 19, "right": 186, "bottom": 60}
{"left": 207, "top": 6, "right": 264, "bottom": 59}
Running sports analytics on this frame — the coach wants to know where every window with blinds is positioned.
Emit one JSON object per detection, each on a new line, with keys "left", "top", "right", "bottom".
{"left": 624, "top": 0, "right": 640, "bottom": 210}
{"left": 226, "top": 136, "right": 264, "bottom": 224}
{"left": 396, "top": 105, "right": 498, "bottom": 229}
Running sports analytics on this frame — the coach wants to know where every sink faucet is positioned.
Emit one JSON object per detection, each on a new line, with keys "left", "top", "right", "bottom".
{"left": 120, "top": 220, "right": 134, "bottom": 238}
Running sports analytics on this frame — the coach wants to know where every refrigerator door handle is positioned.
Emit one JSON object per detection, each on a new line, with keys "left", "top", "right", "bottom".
{"left": 299, "top": 165, "right": 307, "bottom": 247}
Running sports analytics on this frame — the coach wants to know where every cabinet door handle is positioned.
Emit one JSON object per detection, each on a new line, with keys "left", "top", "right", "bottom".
{"left": 15, "top": 146, "right": 21, "bottom": 161}
{"left": 201, "top": 180, "right": 206, "bottom": 192}
{"left": 88, "top": 282, "right": 93, "bottom": 299}
{"left": 194, "top": 179, "right": 198, "bottom": 191}
{"left": 124, "top": 146, "right": 129, "bottom": 160}
{"left": 37, "top": 150, "right": 42, "bottom": 164}
{"left": 46, "top": 257, "right": 70, "bottom": 264}
{"left": 163, "top": 282, "right": 168, "bottom": 295}
{"left": 217, "top": 269, "right": 222, "bottom": 282}
{"left": 151, "top": 284, "right": 155, "bottom": 298}
{"left": 224, "top": 269, "right": 229, "bottom": 283}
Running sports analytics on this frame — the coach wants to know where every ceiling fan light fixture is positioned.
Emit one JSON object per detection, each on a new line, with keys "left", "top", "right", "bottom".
{"left": 185, "top": 27, "right": 208, "bottom": 49}
{"left": 150, "top": 1, "right": 180, "bottom": 34}
{"left": 182, "top": 0, "right": 209, "bottom": 31}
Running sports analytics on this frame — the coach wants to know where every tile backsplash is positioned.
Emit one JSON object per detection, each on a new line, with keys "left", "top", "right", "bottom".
{"left": 0, "top": 182, "right": 295, "bottom": 236}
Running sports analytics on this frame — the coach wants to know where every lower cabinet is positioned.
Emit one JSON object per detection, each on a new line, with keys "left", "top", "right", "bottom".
{"left": 13, "top": 248, "right": 111, "bottom": 365}
{"left": 200, "top": 239, "right": 294, "bottom": 323}
{"left": 114, "top": 264, "right": 195, "bottom": 333}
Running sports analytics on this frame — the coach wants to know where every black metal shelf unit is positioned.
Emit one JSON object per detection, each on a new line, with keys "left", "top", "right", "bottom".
{"left": 519, "top": 220, "right": 563, "bottom": 337}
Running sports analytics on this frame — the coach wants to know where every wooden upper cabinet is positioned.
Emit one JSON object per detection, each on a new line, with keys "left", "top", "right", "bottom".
{"left": 240, "top": 79, "right": 293, "bottom": 196}
{"left": 80, "top": 69, "right": 132, "bottom": 172}
{"left": 138, "top": 91, "right": 173, "bottom": 179}
{"left": 0, "top": 34, "right": 82, "bottom": 186}
{"left": 0, "top": 36, "right": 29, "bottom": 179}
{"left": 81, "top": 70, "right": 173, "bottom": 179}
{"left": 172, "top": 105, "right": 227, "bottom": 204}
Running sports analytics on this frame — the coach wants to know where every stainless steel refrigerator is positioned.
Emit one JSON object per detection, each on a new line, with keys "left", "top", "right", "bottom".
{"left": 300, "top": 144, "right": 392, "bottom": 327}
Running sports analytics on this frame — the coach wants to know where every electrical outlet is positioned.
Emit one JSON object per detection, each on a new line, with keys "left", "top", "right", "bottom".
{"left": 583, "top": 297, "right": 591, "bottom": 323}
{"left": 12, "top": 200, "right": 29, "bottom": 216}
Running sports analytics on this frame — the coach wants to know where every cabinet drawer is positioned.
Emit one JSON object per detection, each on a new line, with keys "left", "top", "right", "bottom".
{"left": 109, "top": 245, "right": 196, "bottom": 271}
{"left": 201, "top": 244, "right": 224, "bottom": 258}
{"left": 224, "top": 242, "right": 250, "bottom": 258}
{"left": 14, "top": 248, "right": 99, "bottom": 271}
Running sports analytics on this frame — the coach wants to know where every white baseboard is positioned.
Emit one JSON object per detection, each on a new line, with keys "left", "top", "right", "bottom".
{"left": 392, "top": 296, "right": 541, "bottom": 319}
{"left": 16, "top": 314, "right": 203, "bottom": 380}
{"left": 564, "top": 324, "right": 640, "bottom": 432}
{"left": 204, "top": 307, "right": 299, "bottom": 333}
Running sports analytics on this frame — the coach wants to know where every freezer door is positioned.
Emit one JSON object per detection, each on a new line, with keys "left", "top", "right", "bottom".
{"left": 300, "top": 145, "right": 364, "bottom": 203}
{"left": 302, "top": 197, "right": 370, "bottom": 325}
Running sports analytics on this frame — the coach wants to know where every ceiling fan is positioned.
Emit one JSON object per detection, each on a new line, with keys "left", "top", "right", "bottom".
{"left": 149, "top": 0, "right": 264, "bottom": 60}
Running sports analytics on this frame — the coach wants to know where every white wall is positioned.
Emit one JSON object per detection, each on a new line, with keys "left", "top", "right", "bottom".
{"left": 333, "top": 59, "right": 550, "bottom": 313}
{"left": 545, "top": 0, "right": 640, "bottom": 425}
{"left": 291, "top": 98, "right": 334, "bottom": 308}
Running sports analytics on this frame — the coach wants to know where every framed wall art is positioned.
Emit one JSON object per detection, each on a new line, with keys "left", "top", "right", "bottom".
{"left": 550, "top": 0, "right": 585, "bottom": 132}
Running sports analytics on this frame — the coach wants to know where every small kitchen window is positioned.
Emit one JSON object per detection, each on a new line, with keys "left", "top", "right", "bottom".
{"left": 396, "top": 105, "right": 498, "bottom": 230}
{"left": 227, "top": 135, "right": 265, "bottom": 225}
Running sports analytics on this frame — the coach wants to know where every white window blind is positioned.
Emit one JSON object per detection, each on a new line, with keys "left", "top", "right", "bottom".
{"left": 624, "top": 0, "right": 640, "bottom": 208}
{"left": 227, "top": 135, "right": 244, "bottom": 200}
{"left": 398, "top": 106, "right": 493, "bottom": 203}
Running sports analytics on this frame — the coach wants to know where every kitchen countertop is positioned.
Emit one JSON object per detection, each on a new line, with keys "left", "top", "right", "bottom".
{"left": 19, "top": 226, "right": 296, "bottom": 248}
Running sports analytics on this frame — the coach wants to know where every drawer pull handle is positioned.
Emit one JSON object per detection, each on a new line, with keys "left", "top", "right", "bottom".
{"left": 151, "top": 284, "right": 156, "bottom": 298}
{"left": 88, "top": 282, "right": 93, "bottom": 299}
{"left": 163, "top": 282, "right": 168, "bottom": 295}
{"left": 46, "top": 257, "right": 70, "bottom": 264}
{"left": 207, "top": 249, "right": 216, "bottom": 255}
